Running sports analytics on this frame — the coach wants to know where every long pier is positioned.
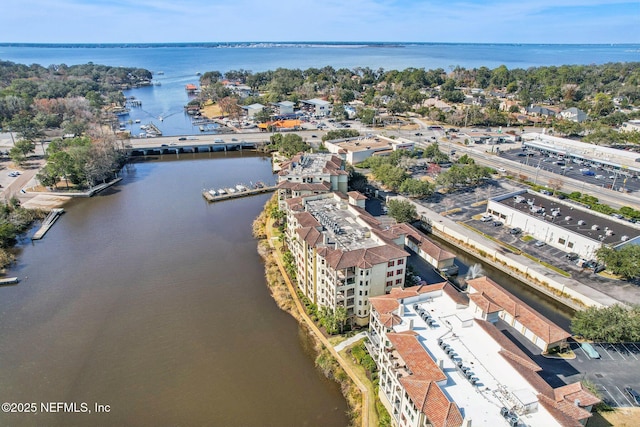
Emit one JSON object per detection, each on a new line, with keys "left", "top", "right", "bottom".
{"left": 202, "top": 186, "right": 277, "bottom": 203}
{"left": 32, "top": 208, "right": 64, "bottom": 240}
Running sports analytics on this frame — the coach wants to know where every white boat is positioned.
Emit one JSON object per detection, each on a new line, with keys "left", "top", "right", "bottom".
{"left": 236, "top": 184, "right": 247, "bottom": 192}
{"left": 135, "top": 119, "right": 141, "bottom": 123}
{"left": 208, "top": 189, "right": 217, "bottom": 196}
{"left": 227, "top": 188, "right": 237, "bottom": 194}
{"left": 218, "top": 188, "right": 227, "bottom": 195}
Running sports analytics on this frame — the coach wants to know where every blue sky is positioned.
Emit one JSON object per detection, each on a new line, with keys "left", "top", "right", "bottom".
{"left": 2, "top": 0, "right": 639, "bottom": 44}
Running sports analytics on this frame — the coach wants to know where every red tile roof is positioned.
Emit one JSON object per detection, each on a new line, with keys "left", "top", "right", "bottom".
{"left": 347, "top": 190, "right": 368, "bottom": 200}
{"left": 466, "top": 277, "right": 571, "bottom": 344}
{"left": 386, "top": 333, "right": 463, "bottom": 427}
{"left": 387, "top": 223, "right": 455, "bottom": 262}
{"left": 469, "top": 293, "right": 502, "bottom": 314}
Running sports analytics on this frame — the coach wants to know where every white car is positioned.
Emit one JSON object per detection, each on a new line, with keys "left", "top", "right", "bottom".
{"left": 496, "top": 167, "right": 506, "bottom": 173}
{"left": 481, "top": 215, "right": 493, "bottom": 222}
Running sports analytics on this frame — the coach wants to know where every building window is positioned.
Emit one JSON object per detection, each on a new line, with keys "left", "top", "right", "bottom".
{"left": 397, "top": 259, "right": 404, "bottom": 265}
{"left": 386, "top": 281, "right": 393, "bottom": 287}
{"left": 396, "top": 279, "right": 402, "bottom": 284}
{"left": 396, "top": 269, "right": 403, "bottom": 275}
{"left": 388, "top": 261, "right": 395, "bottom": 267}
{"left": 568, "top": 242, "right": 574, "bottom": 248}
{"left": 558, "top": 238, "right": 566, "bottom": 244}
{"left": 387, "top": 271, "right": 393, "bottom": 277}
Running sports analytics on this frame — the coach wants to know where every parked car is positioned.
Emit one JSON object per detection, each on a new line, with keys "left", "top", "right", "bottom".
{"left": 539, "top": 189, "right": 552, "bottom": 195}
{"left": 581, "top": 342, "right": 600, "bottom": 359}
{"left": 509, "top": 227, "right": 522, "bottom": 235}
{"left": 565, "top": 252, "right": 579, "bottom": 261}
{"left": 496, "top": 167, "right": 506, "bottom": 173}
{"left": 534, "top": 240, "right": 546, "bottom": 247}
{"left": 625, "top": 387, "right": 640, "bottom": 405}
{"left": 178, "top": 137, "right": 187, "bottom": 141}
{"left": 481, "top": 215, "right": 493, "bottom": 222}
{"left": 492, "top": 221, "right": 503, "bottom": 227}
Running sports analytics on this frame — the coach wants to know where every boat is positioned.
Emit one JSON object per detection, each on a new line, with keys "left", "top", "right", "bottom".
{"left": 227, "top": 187, "right": 237, "bottom": 194}
{"left": 218, "top": 188, "right": 227, "bottom": 195}
{"left": 236, "top": 184, "right": 248, "bottom": 192}
{"left": 208, "top": 189, "right": 217, "bottom": 196}
{"left": 135, "top": 119, "right": 141, "bottom": 123}
{"left": 199, "top": 125, "right": 205, "bottom": 131}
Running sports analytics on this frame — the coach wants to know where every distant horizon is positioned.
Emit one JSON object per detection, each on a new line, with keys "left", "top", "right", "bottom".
{"left": 1, "top": 41, "right": 639, "bottom": 47}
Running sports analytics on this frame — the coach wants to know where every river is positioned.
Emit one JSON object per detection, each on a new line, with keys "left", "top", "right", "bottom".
{"left": 0, "top": 152, "right": 349, "bottom": 426}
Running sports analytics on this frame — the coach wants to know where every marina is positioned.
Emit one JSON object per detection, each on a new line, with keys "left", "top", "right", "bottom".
{"left": 202, "top": 182, "right": 276, "bottom": 202}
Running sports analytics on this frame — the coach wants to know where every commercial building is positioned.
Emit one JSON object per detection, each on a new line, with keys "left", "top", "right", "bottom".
{"left": 300, "top": 98, "right": 332, "bottom": 117}
{"left": 284, "top": 192, "right": 410, "bottom": 326}
{"left": 276, "top": 153, "right": 349, "bottom": 207}
{"left": 323, "top": 134, "right": 415, "bottom": 165}
{"left": 522, "top": 133, "right": 640, "bottom": 177}
{"left": 368, "top": 281, "right": 599, "bottom": 427}
{"left": 486, "top": 189, "right": 640, "bottom": 259}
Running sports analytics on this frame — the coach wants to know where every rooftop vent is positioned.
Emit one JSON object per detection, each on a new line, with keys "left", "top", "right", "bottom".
{"left": 622, "top": 235, "right": 629, "bottom": 241}
{"left": 591, "top": 224, "right": 600, "bottom": 231}
{"left": 578, "top": 220, "right": 586, "bottom": 226}
{"left": 565, "top": 216, "right": 572, "bottom": 221}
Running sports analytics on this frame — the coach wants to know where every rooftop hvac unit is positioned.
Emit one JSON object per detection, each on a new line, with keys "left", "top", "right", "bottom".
{"left": 622, "top": 235, "right": 629, "bottom": 241}
{"left": 605, "top": 229, "right": 614, "bottom": 236}
{"left": 591, "top": 224, "right": 600, "bottom": 230}
{"left": 500, "top": 407, "right": 509, "bottom": 417}
{"left": 509, "top": 416, "right": 519, "bottom": 427}
{"left": 448, "top": 351, "right": 456, "bottom": 359}
{"left": 456, "top": 361, "right": 463, "bottom": 368}
{"left": 565, "top": 216, "right": 572, "bottom": 221}
{"left": 437, "top": 338, "right": 443, "bottom": 346}
{"left": 578, "top": 220, "right": 586, "bottom": 225}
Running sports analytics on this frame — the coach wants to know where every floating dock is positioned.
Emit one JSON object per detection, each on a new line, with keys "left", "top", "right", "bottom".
{"left": 0, "top": 277, "right": 19, "bottom": 286}
{"left": 202, "top": 186, "right": 276, "bottom": 203}
{"left": 32, "top": 208, "right": 65, "bottom": 240}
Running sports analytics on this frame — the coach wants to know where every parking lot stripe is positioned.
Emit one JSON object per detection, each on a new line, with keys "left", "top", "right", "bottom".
{"left": 623, "top": 344, "right": 638, "bottom": 360}
{"left": 601, "top": 386, "right": 621, "bottom": 407}
{"left": 576, "top": 343, "right": 590, "bottom": 358}
{"left": 616, "top": 386, "right": 634, "bottom": 406}
{"left": 596, "top": 343, "right": 615, "bottom": 360}
{"left": 631, "top": 343, "right": 640, "bottom": 354}
{"left": 611, "top": 344, "right": 627, "bottom": 360}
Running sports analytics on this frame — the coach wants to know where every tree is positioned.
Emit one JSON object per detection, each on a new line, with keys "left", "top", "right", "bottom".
{"left": 571, "top": 304, "right": 640, "bottom": 342}
{"left": 595, "top": 245, "right": 640, "bottom": 279}
{"left": 357, "top": 108, "right": 376, "bottom": 125}
{"left": 387, "top": 199, "right": 417, "bottom": 223}
{"left": 399, "top": 178, "right": 434, "bottom": 198}
{"left": 253, "top": 107, "right": 272, "bottom": 124}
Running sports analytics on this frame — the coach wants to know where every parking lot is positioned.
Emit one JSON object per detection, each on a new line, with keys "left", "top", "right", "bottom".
{"left": 567, "top": 341, "right": 640, "bottom": 408}
{"left": 500, "top": 148, "right": 640, "bottom": 194}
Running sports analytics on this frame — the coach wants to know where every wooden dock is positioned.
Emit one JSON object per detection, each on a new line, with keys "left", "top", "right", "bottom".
{"left": 202, "top": 186, "right": 277, "bottom": 203}
{"left": 32, "top": 208, "right": 65, "bottom": 240}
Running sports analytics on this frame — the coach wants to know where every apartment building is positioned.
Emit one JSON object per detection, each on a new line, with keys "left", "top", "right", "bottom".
{"left": 368, "top": 283, "right": 599, "bottom": 427}
{"left": 276, "top": 153, "right": 349, "bottom": 207}
{"left": 284, "top": 192, "right": 409, "bottom": 326}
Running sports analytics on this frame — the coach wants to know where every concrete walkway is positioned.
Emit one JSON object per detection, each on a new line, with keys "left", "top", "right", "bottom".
{"left": 334, "top": 332, "right": 368, "bottom": 352}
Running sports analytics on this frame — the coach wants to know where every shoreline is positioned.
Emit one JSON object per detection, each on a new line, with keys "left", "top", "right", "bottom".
{"left": 253, "top": 196, "right": 373, "bottom": 427}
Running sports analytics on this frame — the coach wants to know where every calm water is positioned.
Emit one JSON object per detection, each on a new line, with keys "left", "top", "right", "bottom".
{"left": 0, "top": 153, "right": 349, "bottom": 426}
{"left": 1, "top": 43, "right": 638, "bottom": 137}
